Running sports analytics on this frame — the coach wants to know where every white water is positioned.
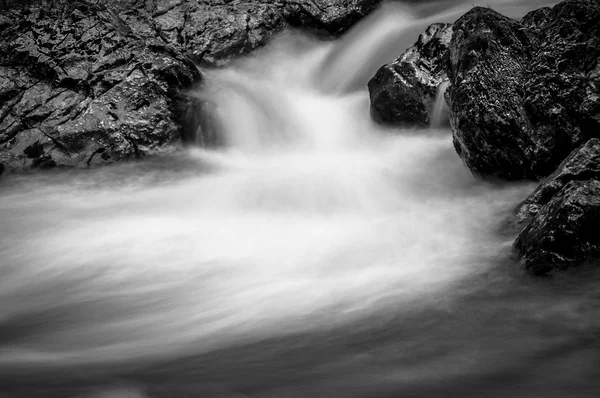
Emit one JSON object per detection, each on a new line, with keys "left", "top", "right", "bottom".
{"left": 0, "top": 0, "right": 571, "bottom": 389}
{"left": 431, "top": 79, "right": 450, "bottom": 127}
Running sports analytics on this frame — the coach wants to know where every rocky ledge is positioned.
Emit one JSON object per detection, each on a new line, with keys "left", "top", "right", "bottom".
{"left": 0, "top": 0, "right": 379, "bottom": 175}
{"left": 0, "top": 0, "right": 201, "bottom": 173}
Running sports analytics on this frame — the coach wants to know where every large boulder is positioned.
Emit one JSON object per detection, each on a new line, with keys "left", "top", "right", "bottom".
{"left": 514, "top": 179, "right": 600, "bottom": 275}
{"left": 514, "top": 138, "right": 600, "bottom": 226}
{"left": 368, "top": 23, "right": 453, "bottom": 126}
{"left": 0, "top": 0, "right": 201, "bottom": 173}
{"left": 446, "top": 0, "right": 600, "bottom": 180}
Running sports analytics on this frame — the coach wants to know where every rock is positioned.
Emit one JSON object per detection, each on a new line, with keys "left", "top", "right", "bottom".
{"left": 102, "top": 0, "right": 381, "bottom": 67}
{"left": 368, "top": 23, "right": 452, "bottom": 126}
{"left": 283, "top": 0, "right": 380, "bottom": 36}
{"left": 0, "top": 0, "right": 202, "bottom": 173}
{"left": 446, "top": 0, "right": 600, "bottom": 180}
{"left": 514, "top": 179, "right": 600, "bottom": 275}
{"left": 521, "top": 0, "right": 600, "bottom": 168}
{"left": 514, "top": 138, "right": 600, "bottom": 225}
{"left": 445, "top": 7, "right": 539, "bottom": 179}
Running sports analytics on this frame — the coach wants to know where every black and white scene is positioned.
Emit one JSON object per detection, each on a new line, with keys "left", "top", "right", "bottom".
{"left": 0, "top": 0, "right": 599, "bottom": 396}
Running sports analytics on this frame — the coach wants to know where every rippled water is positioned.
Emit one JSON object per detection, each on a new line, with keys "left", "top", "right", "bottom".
{"left": 1, "top": 0, "right": 600, "bottom": 397}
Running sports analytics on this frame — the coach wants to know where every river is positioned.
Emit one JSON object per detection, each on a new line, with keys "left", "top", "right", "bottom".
{"left": 1, "top": 0, "right": 599, "bottom": 397}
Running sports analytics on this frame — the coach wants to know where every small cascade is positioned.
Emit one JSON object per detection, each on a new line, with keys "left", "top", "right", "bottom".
{"left": 431, "top": 79, "right": 450, "bottom": 128}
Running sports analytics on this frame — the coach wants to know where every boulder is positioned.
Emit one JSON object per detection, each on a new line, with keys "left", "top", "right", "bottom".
{"left": 445, "top": 7, "right": 540, "bottom": 180}
{"left": 514, "top": 138, "right": 600, "bottom": 226}
{"left": 446, "top": 0, "right": 600, "bottom": 180}
{"left": 368, "top": 23, "right": 453, "bottom": 126}
{"left": 521, "top": 0, "right": 600, "bottom": 168}
{"left": 514, "top": 179, "right": 600, "bottom": 275}
{"left": 0, "top": 0, "right": 202, "bottom": 173}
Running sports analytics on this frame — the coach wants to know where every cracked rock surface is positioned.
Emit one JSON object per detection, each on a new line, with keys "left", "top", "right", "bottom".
{"left": 0, "top": 0, "right": 201, "bottom": 173}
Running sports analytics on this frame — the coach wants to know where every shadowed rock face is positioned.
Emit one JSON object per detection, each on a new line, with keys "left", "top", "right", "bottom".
{"left": 514, "top": 179, "right": 600, "bottom": 275}
{"left": 368, "top": 23, "right": 453, "bottom": 126}
{"left": 446, "top": 0, "right": 600, "bottom": 180}
{"left": 0, "top": 0, "right": 380, "bottom": 174}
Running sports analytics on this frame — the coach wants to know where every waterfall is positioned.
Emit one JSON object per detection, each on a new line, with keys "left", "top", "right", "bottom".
{"left": 431, "top": 79, "right": 450, "bottom": 127}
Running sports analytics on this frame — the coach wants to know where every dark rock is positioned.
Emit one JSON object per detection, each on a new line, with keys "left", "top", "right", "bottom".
{"left": 446, "top": 0, "right": 600, "bottom": 180}
{"left": 368, "top": 23, "right": 452, "bottom": 126}
{"left": 515, "top": 138, "right": 600, "bottom": 225}
{"left": 102, "top": 0, "right": 381, "bottom": 67}
{"left": 283, "top": 0, "right": 380, "bottom": 36}
{"left": 521, "top": 0, "right": 600, "bottom": 167}
{"left": 445, "top": 7, "right": 539, "bottom": 179}
{"left": 0, "top": 0, "right": 202, "bottom": 173}
{"left": 514, "top": 179, "right": 600, "bottom": 275}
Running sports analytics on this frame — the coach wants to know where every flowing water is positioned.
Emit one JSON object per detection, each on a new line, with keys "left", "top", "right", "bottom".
{"left": 431, "top": 80, "right": 450, "bottom": 128}
{"left": 1, "top": 1, "right": 600, "bottom": 397}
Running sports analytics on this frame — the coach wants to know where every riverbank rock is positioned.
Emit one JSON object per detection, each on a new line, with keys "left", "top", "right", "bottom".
{"left": 0, "top": 0, "right": 202, "bottom": 173}
{"left": 98, "top": 0, "right": 381, "bottom": 67}
{"left": 446, "top": 0, "right": 600, "bottom": 180}
{"left": 514, "top": 179, "right": 600, "bottom": 275}
{"left": 368, "top": 23, "right": 452, "bottom": 126}
{"left": 514, "top": 138, "right": 600, "bottom": 226}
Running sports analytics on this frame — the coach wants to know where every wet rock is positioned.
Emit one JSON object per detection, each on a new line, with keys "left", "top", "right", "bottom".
{"left": 446, "top": 0, "right": 600, "bottom": 180}
{"left": 283, "top": 0, "right": 380, "bottom": 36}
{"left": 521, "top": 0, "right": 600, "bottom": 170}
{"left": 368, "top": 23, "right": 452, "bottom": 126}
{"left": 102, "top": 0, "right": 381, "bottom": 67}
{"left": 0, "top": 0, "right": 201, "bottom": 173}
{"left": 445, "top": 7, "right": 539, "bottom": 179}
{"left": 515, "top": 138, "right": 600, "bottom": 226}
{"left": 514, "top": 179, "right": 600, "bottom": 275}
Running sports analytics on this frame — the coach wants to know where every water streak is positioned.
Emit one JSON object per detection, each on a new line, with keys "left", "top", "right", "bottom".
{"left": 431, "top": 79, "right": 450, "bottom": 127}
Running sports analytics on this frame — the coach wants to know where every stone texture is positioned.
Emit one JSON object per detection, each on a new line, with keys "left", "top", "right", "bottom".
{"left": 514, "top": 138, "right": 600, "bottom": 225}
{"left": 98, "top": 0, "right": 381, "bottom": 67}
{"left": 446, "top": 0, "right": 600, "bottom": 180}
{"left": 0, "top": 0, "right": 202, "bottom": 173}
{"left": 368, "top": 23, "right": 452, "bottom": 126}
{"left": 514, "top": 179, "right": 600, "bottom": 275}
